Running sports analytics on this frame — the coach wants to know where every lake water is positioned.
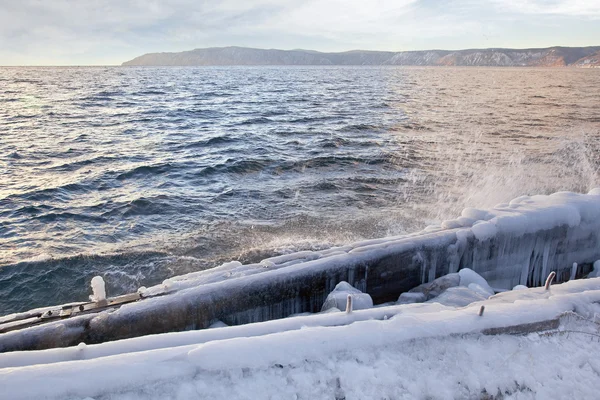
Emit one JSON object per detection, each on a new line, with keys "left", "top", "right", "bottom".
{"left": 1, "top": 66, "right": 599, "bottom": 314}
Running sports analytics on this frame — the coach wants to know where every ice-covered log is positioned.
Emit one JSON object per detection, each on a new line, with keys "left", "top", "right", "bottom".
{"left": 1, "top": 190, "right": 599, "bottom": 352}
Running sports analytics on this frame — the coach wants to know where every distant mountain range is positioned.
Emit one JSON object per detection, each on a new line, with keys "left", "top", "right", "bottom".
{"left": 122, "top": 46, "right": 600, "bottom": 67}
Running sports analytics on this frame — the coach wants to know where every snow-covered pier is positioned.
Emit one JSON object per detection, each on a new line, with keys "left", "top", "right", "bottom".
{"left": 1, "top": 190, "right": 599, "bottom": 352}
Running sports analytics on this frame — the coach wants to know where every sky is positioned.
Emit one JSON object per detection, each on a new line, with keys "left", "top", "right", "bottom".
{"left": 1, "top": 0, "right": 599, "bottom": 65}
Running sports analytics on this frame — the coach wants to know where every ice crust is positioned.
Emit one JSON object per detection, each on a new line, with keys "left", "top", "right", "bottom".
{"left": 89, "top": 276, "right": 106, "bottom": 302}
{"left": 1, "top": 278, "right": 600, "bottom": 400}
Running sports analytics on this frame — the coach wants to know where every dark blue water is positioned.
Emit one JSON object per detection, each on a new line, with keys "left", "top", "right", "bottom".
{"left": 1, "top": 66, "right": 599, "bottom": 314}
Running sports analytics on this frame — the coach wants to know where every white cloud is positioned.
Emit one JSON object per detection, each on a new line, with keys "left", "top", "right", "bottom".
{"left": 0, "top": 0, "right": 599, "bottom": 64}
{"left": 493, "top": 0, "right": 600, "bottom": 18}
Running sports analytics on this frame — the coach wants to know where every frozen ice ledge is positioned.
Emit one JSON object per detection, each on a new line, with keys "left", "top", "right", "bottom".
{"left": 1, "top": 189, "right": 600, "bottom": 352}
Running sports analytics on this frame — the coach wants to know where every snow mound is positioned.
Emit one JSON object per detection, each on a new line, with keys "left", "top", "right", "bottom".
{"left": 461, "top": 207, "right": 491, "bottom": 221}
{"left": 470, "top": 220, "right": 498, "bottom": 241}
{"left": 459, "top": 268, "right": 494, "bottom": 296}
{"left": 321, "top": 281, "right": 373, "bottom": 312}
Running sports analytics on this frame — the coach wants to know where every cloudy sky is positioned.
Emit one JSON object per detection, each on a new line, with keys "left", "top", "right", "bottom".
{"left": 1, "top": 0, "right": 599, "bottom": 65}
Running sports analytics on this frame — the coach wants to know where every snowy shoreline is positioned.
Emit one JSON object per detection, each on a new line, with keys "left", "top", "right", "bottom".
{"left": 1, "top": 189, "right": 600, "bottom": 398}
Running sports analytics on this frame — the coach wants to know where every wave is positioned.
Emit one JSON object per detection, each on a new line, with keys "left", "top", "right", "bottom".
{"left": 116, "top": 163, "right": 174, "bottom": 180}
{"left": 199, "top": 159, "right": 272, "bottom": 177}
{"left": 171, "top": 135, "right": 239, "bottom": 150}
{"left": 100, "top": 196, "right": 176, "bottom": 218}
{"left": 0, "top": 183, "right": 89, "bottom": 204}
{"left": 167, "top": 108, "right": 227, "bottom": 119}
{"left": 35, "top": 211, "right": 107, "bottom": 224}
{"left": 48, "top": 156, "right": 117, "bottom": 172}
{"left": 282, "top": 155, "right": 390, "bottom": 170}
{"left": 236, "top": 117, "right": 273, "bottom": 125}
{"left": 134, "top": 90, "right": 167, "bottom": 96}
{"left": 339, "top": 123, "right": 382, "bottom": 132}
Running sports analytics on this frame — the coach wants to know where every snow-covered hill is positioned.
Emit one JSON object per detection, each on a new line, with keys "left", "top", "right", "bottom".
{"left": 122, "top": 46, "right": 600, "bottom": 67}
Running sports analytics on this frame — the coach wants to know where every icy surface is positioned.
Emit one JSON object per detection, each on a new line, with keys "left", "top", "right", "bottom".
{"left": 397, "top": 292, "right": 426, "bottom": 304}
{"left": 426, "top": 286, "right": 488, "bottom": 307}
{"left": 1, "top": 279, "right": 600, "bottom": 400}
{"left": 321, "top": 281, "right": 373, "bottom": 311}
{"left": 405, "top": 273, "right": 460, "bottom": 301}
{"left": 459, "top": 268, "right": 495, "bottom": 296}
{"left": 589, "top": 260, "right": 600, "bottom": 278}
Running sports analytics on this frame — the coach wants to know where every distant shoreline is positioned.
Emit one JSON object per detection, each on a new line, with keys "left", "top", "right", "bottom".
{"left": 2, "top": 65, "right": 599, "bottom": 69}
{"left": 121, "top": 45, "right": 600, "bottom": 68}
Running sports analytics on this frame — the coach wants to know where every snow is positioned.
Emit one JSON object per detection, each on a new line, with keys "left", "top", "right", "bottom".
{"left": 461, "top": 207, "right": 491, "bottom": 221}
{"left": 1, "top": 278, "right": 599, "bottom": 400}
{"left": 321, "top": 281, "right": 373, "bottom": 312}
{"left": 470, "top": 220, "right": 498, "bottom": 241}
{"left": 89, "top": 276, "right": 106, "bottom": 302}
{"left": 30, "top": 328, "right": 600, "bottom": 399}
{"left": 465, "top": 190, "right": 600, "bottom": 238}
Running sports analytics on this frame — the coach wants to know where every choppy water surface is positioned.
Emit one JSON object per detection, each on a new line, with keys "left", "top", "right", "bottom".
{"left": 1, "top": 66, "right": 599, "bottom": 314}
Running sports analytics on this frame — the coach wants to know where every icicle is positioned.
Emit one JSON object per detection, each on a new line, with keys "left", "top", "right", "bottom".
{"left": 346, "top": 295, "right": 353, "bottom": 314}
{"left": 570, "top": 263, "right": 577, "bottom": 281}
{"left": 478, "top": 305, "right": 485, "bottom": 316}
